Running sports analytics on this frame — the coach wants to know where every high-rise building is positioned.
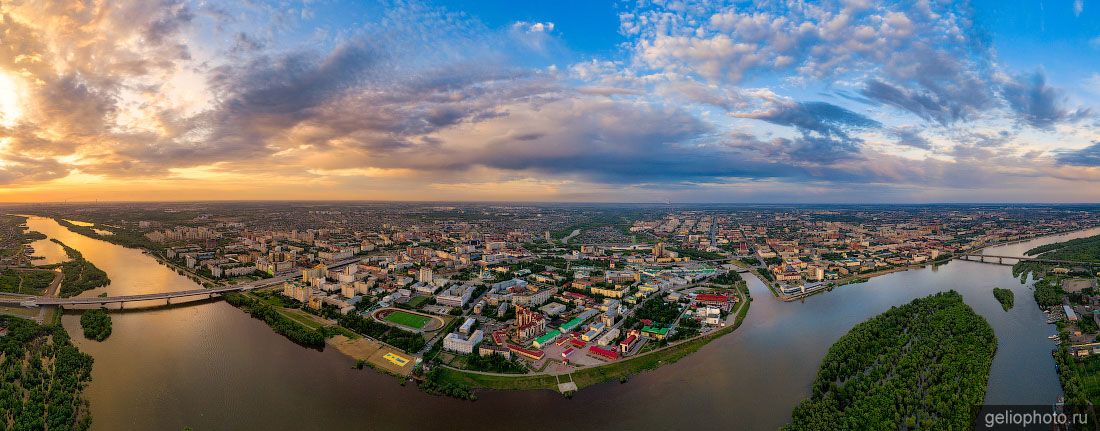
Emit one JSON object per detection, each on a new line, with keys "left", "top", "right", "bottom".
{"left": 418, "top": 266, "right": 433, "bottom": 284}
{"left": 653, "top": 242, "right": 666, "bottom": 258}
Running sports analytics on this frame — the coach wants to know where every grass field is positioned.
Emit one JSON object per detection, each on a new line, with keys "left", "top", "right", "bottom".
{"left": 384, "top": 310, "right": 432, "bottom": 329}
{"left": 406, "top": 295, "right": 429, "bottom": 308}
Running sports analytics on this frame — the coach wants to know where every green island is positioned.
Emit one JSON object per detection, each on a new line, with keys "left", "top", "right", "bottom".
{"left": 992, "top": 287, "right": 1014, "bottom": 311}
{"left": 50, "top": 239, "right": 111, "bottom": 297}
{"left": 80, "top": 309, "right": 113, "bottom": 341}
{"left": 0, "top": 316, "right": 94, "bottom": 430}
{"left": 784, "top": 291, "right": 996, "bottom": 430}
{"left": 426, "top": 284, "right": 750, "bottom": 395}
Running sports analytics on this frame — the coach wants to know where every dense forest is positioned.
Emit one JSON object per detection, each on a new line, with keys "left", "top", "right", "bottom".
{"left": 785, "top": 291, "right": 996, "bottom": 430}
{"left": 0, "top": 317, "right": 94, "bottom": 430}
{"left": 992, "top": 288, "right": 1014, "bottom": 311}
{"left": 79, "top": 309, "right": 113, "bottom": 341}
{"left": 50, "top": 240, "right": 111, "bottom": 297}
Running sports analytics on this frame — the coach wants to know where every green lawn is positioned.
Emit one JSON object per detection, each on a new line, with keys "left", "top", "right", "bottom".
{"left": 407, "top": 295, "right": 430, "bottom": 308}
{"left": 384, "top": 310, "right": 432, "bottom": 329}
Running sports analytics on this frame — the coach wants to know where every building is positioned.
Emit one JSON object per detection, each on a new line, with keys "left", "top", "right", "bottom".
{"left": 532, "top": 329, "right": 561, "bottom": 348}
{"left": 443, "top": 329, "right": 484, "bottom": 354}
{"left": 619, "top": 331, "right": 640, "bottom": 353}
{"left": 514, "top": 305, "right": 547, "bottom": 340}
{"left": 507, "top": 344, "right": 545, "bottom": 361}
{"left": 588, "top": 345, "right": 619, "bottom": 361}
{"left": 458, "top": 317, "right": 475, "bottom": 335}
{"left": 694, "top": 293, "right": 732, "bottom": 305}
{"left": 513, "top": 285, "right": 554, "bottom": 306}
{"left": 597, "top": 328, "right": 621, "bottom": 346}
{"left": 436, "top": 283, "right": 476, "bottom": 307}
{"left": 539, "top": 302, "right": 566, "bottom": 317}
{"left": 642, "top": 325, "right": 670, "bottom": 340}
{"left": 418, "top": 266, "right": 434, "bottom": 284}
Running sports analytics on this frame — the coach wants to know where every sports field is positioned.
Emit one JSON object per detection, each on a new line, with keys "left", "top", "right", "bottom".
{"left": 383, "top": 310, "right": 432, "bottom": 329}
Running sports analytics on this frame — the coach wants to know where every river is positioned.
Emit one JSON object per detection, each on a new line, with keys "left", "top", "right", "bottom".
{"left": 25, "top": 216, "right": 1098, "bottom": 430}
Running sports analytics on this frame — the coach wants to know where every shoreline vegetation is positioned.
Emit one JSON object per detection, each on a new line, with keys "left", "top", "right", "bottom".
{"left": 1012, "top": 233, "right": 1100, "bottom": 415}
{"left": 784, "top": 291, "right": 996, "bottom": 430}
{"left": 222, "top": 292, "right": 326, "bottom": 349}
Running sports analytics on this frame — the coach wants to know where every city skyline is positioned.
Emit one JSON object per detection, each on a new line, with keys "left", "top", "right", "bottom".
{"left": 2, "top": 0, "right": 1100, "bottom": 203}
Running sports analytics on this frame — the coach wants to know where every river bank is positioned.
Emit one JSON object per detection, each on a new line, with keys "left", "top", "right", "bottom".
{"left": 16, "top": 215, "right": 1085, "bottom": 430}
{"left": 435, "top": 284, "right": 751, "bottom": 393}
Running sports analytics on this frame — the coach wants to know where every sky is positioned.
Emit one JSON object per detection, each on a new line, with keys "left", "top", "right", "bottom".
{"left": 0, "top": 0, "right": 1099, "bottom": 203}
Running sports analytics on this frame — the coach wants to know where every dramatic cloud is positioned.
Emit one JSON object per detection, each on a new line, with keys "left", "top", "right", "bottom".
{"left": 734, "top": 100, "right": 880, "bottom": 138}
{"left": 1002, "top": 71, "right": 1092, "bottom": 129}
{"left": 0, "top": 0, "right": 1098, "bottom": 202}
{"left": 1056, "top": 142, "right": 1100, "bottom": 166}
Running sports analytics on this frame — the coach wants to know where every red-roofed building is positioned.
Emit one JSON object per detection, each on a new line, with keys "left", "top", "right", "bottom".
{"left": 620, "top": 333, "right": 639, "bottom": 354}
{"left": 561, "top": 347, "right": 575, "bottom": 363}
{"left": 492, "top": 330, "right": 507, "bottom": 345}
{"left": 570, "top": 338, "right": 586, "bottom": 348}
{"left": 694, "top": 294, "right": 731, "bottom": 305}
{"left": 588, "top": 345, "right": 619, "bottom": 361}
{"left": 507, "top": 343, "right": 545, "bottom": 361}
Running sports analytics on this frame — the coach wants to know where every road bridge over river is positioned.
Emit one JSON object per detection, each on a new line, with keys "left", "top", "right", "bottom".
{"left": 0, "top": 256, "right": 364, "bottom": 308}
{"left": 957, "top": 253, "right": 1100, "bottom": 267}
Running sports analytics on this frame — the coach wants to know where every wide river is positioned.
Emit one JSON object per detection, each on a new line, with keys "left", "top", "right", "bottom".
{"left": 26, "top": 216, "right": 1100, "bottom": 430}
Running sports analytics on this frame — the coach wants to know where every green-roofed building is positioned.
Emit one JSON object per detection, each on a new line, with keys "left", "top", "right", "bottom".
{"left": 642, "top": 325, "right": 670, "bottom": 340}
{"left": 560, "top": 317, "right": 584, "bottom": 333}
{"left": 532, "top": 329, "right": 561, "bottom": 348}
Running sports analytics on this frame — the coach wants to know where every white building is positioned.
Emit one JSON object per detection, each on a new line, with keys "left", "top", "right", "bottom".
{"left": 443, "top": 329, "right": 484, "bottom": 354}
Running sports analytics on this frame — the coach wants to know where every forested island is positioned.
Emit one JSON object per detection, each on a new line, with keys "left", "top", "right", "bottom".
{"left": 785, "top": 291, "right": 996, "bottom": 430}
{"left": 992, "top": 288, "right": 1014, "bottom": 311}
{"left": 0, "top": 317, "right": 94, "bottom": 430}
{"left": 80, "top": 309, "right": 113, "bottom": 341}
{"left": 49, "top": 239, "right": 111, "bottom": 297}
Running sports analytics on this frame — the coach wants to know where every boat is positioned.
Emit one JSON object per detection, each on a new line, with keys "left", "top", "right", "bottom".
{"left": 1048, "top": 335, "right": 1059, "bottom": 340}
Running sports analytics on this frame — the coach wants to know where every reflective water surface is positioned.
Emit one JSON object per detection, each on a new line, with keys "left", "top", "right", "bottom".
{"left": 27, "top": 216, "right": 1097, "bottom": 430}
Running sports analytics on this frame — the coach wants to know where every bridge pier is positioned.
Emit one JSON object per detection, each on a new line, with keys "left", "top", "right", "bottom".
{"left": 999, "top": 257, "right": 1003, "bottom": 264}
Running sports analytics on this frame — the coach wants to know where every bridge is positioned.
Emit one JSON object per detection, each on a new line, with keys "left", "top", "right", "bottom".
{"left": 957, "top": 253, "right": 1100, "bottom": 267}
{"left": 0, "top": 256, "right": 364, "bottom": 308}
